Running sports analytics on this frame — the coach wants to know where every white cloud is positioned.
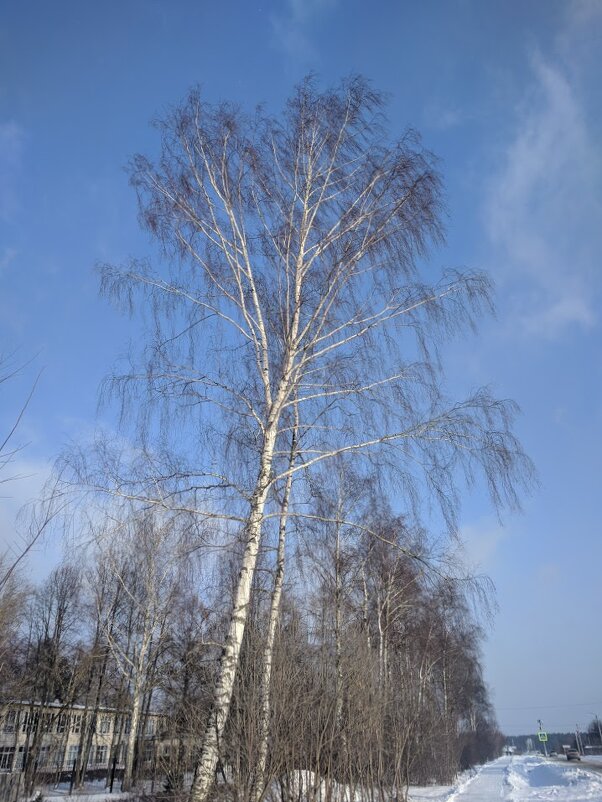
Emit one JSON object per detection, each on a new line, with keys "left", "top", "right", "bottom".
{"left": 0, "top": 120, "right": 25, "bottom": 222}
{"left": 485, "top": 35, "right": 602, "bottom": 338}
{"left": 270, "top": 0, "right": 337, "bottom": 61}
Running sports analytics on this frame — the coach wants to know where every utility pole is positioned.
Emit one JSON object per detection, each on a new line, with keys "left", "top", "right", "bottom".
{"left": 576, "top": 725, "right": 584, "bottom": 756}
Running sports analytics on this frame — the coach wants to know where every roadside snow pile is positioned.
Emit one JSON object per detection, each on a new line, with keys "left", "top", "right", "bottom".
{"left": 507, "top": 756, "right": 602, "bottom": 801}
{"left": 407, "top": 782, "right": 455, "bottom": 802}
{"left": 265, "top": 770, "right": 455, "bottom": 802}
{"left": 42, "top": 795, "right": 132, "bottom": 802}
{"left": 407, "top": 766, "right": 475, "bottom": 802}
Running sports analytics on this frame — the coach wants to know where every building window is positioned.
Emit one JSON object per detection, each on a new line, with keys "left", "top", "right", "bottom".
{"left": 71, "top": 714, "right": 82, "bottom": 734}
{"left": 22, "top": 712, "right": 38, "bottom": 734}
{"left": 2, "top": 710, "right": 16, "bottom": 734}
{"left": 95, "top": 745, "right": 108, "bottom": 765}
{"left": 55, "top": 747, "right": 66, "bottom": 770}
{"left": 99, "top": 716, "right": 111, "bottom": 734}
{"left": 0, "top": 747, "right": 15, "bottom": 771}
{"left": 66, "top": 745, "right": 80, "bottom": 767}
{"left": 15, "top": 747, "right": 26, "bottom": 771}
{"left": 145, "top": 718, "right": 154, "bottom": 735}
{"left": 56, "top": 713, "right": 68, "bottom": 734}
{"left": 38, "top": 746, "right": 50, "bottom": 768}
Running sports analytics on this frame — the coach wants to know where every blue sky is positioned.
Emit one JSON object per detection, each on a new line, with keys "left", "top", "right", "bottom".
{"left": 2, "top": 1, "right": 602, "bottom": 736}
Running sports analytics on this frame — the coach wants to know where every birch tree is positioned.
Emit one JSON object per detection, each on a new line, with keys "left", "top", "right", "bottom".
{"left": 93, "top": 511, "right": 183, "bottom": 791}
{"left": 101, "top": 75, "right": 531, "bottom": 802}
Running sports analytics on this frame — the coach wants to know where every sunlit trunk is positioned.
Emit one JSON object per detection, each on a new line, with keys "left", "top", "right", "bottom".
{"left": 249, "top": 418, "right": 296, "bottom": 802}
{"left": 189, "top": 422, "right": 279, "bottom": 802}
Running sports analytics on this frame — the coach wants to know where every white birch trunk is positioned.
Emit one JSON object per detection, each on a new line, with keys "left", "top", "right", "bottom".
{"left": 377, "top": 591, "right": 384, "bottom": 690}
{"left": 361, "top": 568, "right": 372, "bottom": 652}
{"left": 122, "top": 609, "right": 153, "bottom": 790}
{"left": 122, "top": 678, "right": 143, "bottom": 791}
{"left": 189, "top": 422, "right": 279, "bottom": 802}
{"left": 249, "top": 420, "right": 296, "bottom": 802}
{"left": 333, "top": 515, "right": 347, "bottom": 760}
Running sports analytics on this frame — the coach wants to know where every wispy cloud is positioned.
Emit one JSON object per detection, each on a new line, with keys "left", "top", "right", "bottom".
{"left": 0, "top": 120, "right": 25, "bottom": 222}
{"left": 485, "top": 13, "right": 602, "bottom": 338}
{"left": 270, "top": 0, "right": 337, "bottom": 62}
{"left": 459, "top": 518, "right": 509, "bottom": 571}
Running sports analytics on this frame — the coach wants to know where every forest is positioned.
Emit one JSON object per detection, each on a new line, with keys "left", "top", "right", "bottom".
{"left": 1, "top": 500, "right": 504, "bottom": 799}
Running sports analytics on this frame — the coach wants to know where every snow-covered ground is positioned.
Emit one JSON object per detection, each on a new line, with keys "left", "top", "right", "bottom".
{"left": 33, "top": 756, "right": 602, "bottom": 802}
{"left": 408, "top": 755, "right": 602, "bottom": 802}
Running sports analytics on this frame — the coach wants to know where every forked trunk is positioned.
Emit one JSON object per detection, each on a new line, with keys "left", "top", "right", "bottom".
{"left": 189, "top": 423, "right": 279, "bottom": 802}
{"left": 249, "top": 418, "right": 297, "bottom": 802}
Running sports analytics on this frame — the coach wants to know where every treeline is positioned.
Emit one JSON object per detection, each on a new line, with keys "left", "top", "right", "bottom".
{"left": 2, "top": 75, "right": 529, "bottom": 801}
{"left": 511, "top": 728, "right": 602, "bottom": 754}
{"left": 1, "top": 492, "right": 502, "bottom": 799}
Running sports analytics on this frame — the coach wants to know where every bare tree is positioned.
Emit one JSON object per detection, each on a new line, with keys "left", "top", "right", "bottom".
{"left": 91, "top": 508, "right": 189, "bottom": 791}
{"left": 0, "top": 557, "right": 29, "bottom": 691}
{"left": 159, "top": 586, "right": 217, "bottom": 794}
{"left": 0, "top": 351, "right": 39, "bottom": 488}
{"left": 100, "top": 76, "right": 531, "bottom": 802}
{"left": 0, "top": 353, "right": 65, "bottom": 596}
{"left": 20, "top": 563, "right": 82, "bottom": 795}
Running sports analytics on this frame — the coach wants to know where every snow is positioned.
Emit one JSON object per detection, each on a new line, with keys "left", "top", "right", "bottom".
{"left": 407, "top": 755, "right": 602, "bottom": 802}
{"left": 27, "top": 756, "right": 602, "bottom": 802}
{"left": 42, "top": 794, "right": 131, "bottom": 802}
{"left": 506, "top": 756, "right": 602, "bottom": 801}
{"left": 407, "top": 786, "right": 454, "bottom": 801}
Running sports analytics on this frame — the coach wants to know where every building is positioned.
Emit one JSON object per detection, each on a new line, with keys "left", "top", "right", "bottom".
{"left": 0, "top": 700, "right": 164, "bottom": 776}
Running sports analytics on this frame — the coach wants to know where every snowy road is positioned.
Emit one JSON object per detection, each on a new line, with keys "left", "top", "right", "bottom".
{"left": 453, "top": 755, "right": 602, "bottom": 802}
{"left": 448, "top": 756, "right": 511, "bottom": 800}
{"left": 409, "top": 755, "right": 602, "bottom": 802}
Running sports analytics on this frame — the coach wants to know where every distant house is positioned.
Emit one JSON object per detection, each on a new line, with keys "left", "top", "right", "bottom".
{"left": 0, "top": 700, "right": 164, "bottom": 775}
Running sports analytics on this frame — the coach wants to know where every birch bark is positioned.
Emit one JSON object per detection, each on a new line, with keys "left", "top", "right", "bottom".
{"left": 249, "top": 413, "right": 297, "bottom": 802}
{"left": 189, "top": 422, "right": 279, "bottom": 802}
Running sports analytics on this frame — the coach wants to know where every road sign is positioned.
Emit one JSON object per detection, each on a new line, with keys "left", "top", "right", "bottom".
{"left": 538, "top": 731, "right": 548, "bottom": 742}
